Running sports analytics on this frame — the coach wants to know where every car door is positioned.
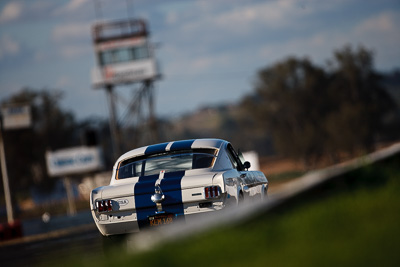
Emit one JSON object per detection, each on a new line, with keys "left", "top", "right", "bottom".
{"left": 226, "top": 144, "right": 252, "bottom": 201}
{"left": 230, "top": 145, "right": 265, "bottom": 200}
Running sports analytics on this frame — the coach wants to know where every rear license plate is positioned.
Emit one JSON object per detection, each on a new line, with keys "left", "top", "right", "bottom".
{"left": 148, "top": 213, "right": 174, "bottom": 227}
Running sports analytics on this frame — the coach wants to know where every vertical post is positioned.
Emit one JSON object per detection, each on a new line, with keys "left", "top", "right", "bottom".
{"left": 106, "top": 85, "right": 121, "bottom": 161}
{"left": 0, "top": 120, "right": 14, "bottom": 223}
{"left": 63, "top": 177, "right": 77, "bottom": 216}
{"left": 146, "top": 81, "right": 158, "bottom": 143}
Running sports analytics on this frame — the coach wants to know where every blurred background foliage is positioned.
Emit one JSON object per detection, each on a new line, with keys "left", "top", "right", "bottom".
{"left": 241, "top": 45, "right": 397, "bottom": 166}
{"left": 1, "top": 89, "right": 111, "bottom": 200}
{"left": 1, "top": 44, "right": 399, "bottom": 200}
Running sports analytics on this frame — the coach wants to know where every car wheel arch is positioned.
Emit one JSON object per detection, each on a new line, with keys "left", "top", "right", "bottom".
{"left": 261, "top": 184, "right": 268, "bottom": 201}
{"left": 237, "top": 189, "right": 244, "bottom": 205}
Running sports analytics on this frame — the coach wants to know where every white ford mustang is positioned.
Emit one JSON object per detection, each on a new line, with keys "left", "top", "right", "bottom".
{"left": 90, "top": 139, "right": 268, "bottom": 236}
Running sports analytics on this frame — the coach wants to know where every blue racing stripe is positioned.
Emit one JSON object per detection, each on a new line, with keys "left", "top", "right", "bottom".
{"left": 134, "top": 174, "right": 158, "bottom": 229}
{"left": 134, "top": 171, "right": 186, "bottom": 229}
{"left": 145, "top": 142, "right": 169, "bottom": 155}
{"left": 160, "top": 171, "right": 185, "bottom": 221}
{"left": 160, "top": 171, "right": 185, "bottom": 200}
{"left": 170, "top": 139, "right": 195, "bottom": 151}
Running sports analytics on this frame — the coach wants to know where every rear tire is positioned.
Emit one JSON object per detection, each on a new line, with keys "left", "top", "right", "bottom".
{"left": 238, "top": 191, "right": 244, "bottom": 205}
{"left": 261, "top": 186, "right": 268, "bottom": 201}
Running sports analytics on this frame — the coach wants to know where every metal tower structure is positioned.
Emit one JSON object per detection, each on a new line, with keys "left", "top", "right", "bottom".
{"left": 91, "top": 18, "right": 160, "bottom": 160}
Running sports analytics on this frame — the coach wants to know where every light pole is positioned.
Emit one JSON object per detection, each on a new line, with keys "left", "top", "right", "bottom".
{"left": 0, "top": 116, "right": 14, "bottom": 223}
{"left": 0, "top": 104, "right": 31, "bottom": 224}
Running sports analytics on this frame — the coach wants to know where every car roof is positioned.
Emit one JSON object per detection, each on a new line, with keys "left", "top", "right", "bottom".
{"left": 116, "top": 139, "right": 228, "bottom": 163}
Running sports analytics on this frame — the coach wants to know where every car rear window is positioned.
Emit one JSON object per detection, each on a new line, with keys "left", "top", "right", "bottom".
{"left": 117, "top": 148, "right": 217, "bottom": 179}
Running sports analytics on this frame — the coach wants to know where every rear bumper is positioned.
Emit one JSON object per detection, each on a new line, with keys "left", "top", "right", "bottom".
{"left": 92, "top": 201, "right": 225, "bottom": 236}
{"left": 92, "top": 210, "right": 139, "bottom": 236}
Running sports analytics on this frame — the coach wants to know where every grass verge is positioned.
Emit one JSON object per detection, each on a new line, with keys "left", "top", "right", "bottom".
{"left": 61, "top": 160, "right": 400, "bottom": 267}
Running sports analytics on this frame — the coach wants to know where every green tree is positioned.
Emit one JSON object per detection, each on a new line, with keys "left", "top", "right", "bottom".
{"left": 325, "top": 45, "right": 394, "bottom": 158}
{"left": 244, "top": 45, "right": 395, "bottom": 166}
{"left": 249, "top": 57, "right": 328, "bottom": 165}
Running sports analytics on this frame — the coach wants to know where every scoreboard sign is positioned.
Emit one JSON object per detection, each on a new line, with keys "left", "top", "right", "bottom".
{"left": 1, "top": 104, "right": 31, "bottom": 130}
{"left": 90, "top": 19, "right": 159, "bottom": 88}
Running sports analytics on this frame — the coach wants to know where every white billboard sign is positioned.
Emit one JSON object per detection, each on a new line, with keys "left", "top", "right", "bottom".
{"left": 91, "top": 58, "right": 158, "bottom": 88}
{"left": 46, "top": 146, "right": 103, "bottom": 177}
{"left": 1, "top": 104, "right": 31, "bottom": 130}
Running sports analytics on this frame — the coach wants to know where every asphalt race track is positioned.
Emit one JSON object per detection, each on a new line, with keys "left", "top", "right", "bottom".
{"left": 0, "top": 226, "right": 103, "bottom": 266}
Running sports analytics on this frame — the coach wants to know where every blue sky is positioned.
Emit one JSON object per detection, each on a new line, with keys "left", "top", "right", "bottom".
{"left": 0, "top": 0, "right": 399, "bottom": 121}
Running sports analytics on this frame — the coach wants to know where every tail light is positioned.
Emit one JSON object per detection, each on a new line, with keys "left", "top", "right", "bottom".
{"left": 204, "top": 186, "right": 221, "bottom": 199}
{"left": 96, "top": 200, "right": 113, "bottom": 212}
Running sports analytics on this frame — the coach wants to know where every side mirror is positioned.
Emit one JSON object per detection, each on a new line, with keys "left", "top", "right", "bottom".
{"left": 243, "top": 161, "right": 251, "bottom": 170}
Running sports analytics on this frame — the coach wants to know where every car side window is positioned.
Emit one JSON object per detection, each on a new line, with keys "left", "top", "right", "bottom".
{"left": 227, "top": 144, "right": 243, "bottom": 171}
{"left": 118, "top": 160, "right": 143, "bottom": 179}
